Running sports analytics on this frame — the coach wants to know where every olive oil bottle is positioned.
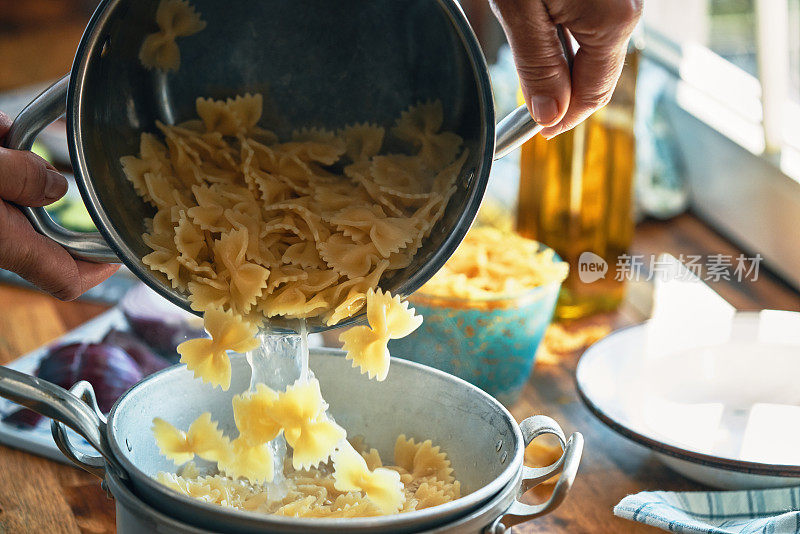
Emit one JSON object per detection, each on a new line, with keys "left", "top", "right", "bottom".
{"left": 516, "top": 48, "right": 639, "bottom": 320}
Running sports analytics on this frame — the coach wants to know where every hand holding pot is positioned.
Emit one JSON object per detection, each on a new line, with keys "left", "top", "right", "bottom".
{"left": 0, "top": 111, "right": 119, "bottom": 300}
{"left": 491, "top": 0, "right": 643, "bottom": 138}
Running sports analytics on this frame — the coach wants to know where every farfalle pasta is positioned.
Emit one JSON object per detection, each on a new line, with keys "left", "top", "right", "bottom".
{"left": 152, "top": 413, "right": 229, "bottom": 465}
{"left": 331, "top": 443, "right": 403, "bottom": 514}
{"left": 136, "top": 90, "right": 467, "bottom": 518}
{"left": 267, "top": 379, "right": 346, "bottom": 470}
{"left": 155, "top": 434, "right": 460, "bottom": 517}
{"left": 121, "top": 95, "right": 464, "bottom": 326}
{"left": 176, "top": 308, "right": 259, "bottom": 389}
{"left": 419, "top": 226, "right": 569, "bottom": 301}
{"left": 155, "top": 377, "right": 346, "bottom": 483}
{"left": 139, "top": 0, "right": 206, "bottom": 71}
{"left": 340, "top": 288, "right": 422, "bottom": 381}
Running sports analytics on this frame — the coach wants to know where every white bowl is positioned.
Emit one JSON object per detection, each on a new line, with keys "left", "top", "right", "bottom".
{"left": 576, "top": 311, "right": 800, "bottom": 489}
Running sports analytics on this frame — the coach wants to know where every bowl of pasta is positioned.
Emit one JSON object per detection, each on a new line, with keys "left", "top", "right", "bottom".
{"left": 390, "top": 228, "right": 569, "bottom": 405}
{"left": 0, "top": 349, "right": 582, "bottom": 533}
{"left": 4, "top": 0, "right": 561, "bottom": 333}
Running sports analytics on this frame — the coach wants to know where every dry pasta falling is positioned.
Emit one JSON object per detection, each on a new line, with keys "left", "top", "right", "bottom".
{"left": 152, "top": 413, "right": 230, "bottom": 465}
{"left": 176, "top": 308, "right": 259, "bottom": 390}
{"left": 266, "top": 379, "right": 346, "bottom": 470}
{"left": 339, "top": 288, "right": 423, "bottom": 381}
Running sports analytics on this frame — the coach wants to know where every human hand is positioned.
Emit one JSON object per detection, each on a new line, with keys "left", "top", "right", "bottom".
{"left": 0, "top": 111, "right": 119, "bottom": 300}
{"left": 490, "top": 0, "right": 642, "bottom": 138}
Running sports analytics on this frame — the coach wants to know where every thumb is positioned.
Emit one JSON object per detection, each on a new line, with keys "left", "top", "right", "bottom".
{"left": 491, "top": 0, "right": 571, "bottom": 127}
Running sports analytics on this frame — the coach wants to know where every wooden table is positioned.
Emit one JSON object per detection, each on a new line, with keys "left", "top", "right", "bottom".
{"left": 0, "top": 213, "right": 798, "bottom": 533}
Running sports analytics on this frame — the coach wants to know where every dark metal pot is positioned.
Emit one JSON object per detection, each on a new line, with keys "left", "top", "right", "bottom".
{"left": 4, "top": 0, "right": 549, "bottom": 332}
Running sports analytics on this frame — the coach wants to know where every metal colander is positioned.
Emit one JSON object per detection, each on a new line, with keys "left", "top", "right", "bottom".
{"left": 0, "top": 349, "right": 582, "bottom": 533}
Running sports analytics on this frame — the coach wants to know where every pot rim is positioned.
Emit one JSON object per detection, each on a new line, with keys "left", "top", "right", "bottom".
{"left": 66, "top": 0, "right": 497, "bottom": 333}
{"left": 105, "top": 348, "right": 525, "bottom": 531}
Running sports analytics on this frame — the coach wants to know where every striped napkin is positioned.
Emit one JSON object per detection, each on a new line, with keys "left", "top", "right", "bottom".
{"left": 614, "top": 487, "right": 800, "bottom": 533}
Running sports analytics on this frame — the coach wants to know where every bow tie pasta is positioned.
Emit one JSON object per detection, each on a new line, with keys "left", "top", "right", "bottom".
{"left": 176, "top": 307, "right": 259, "bottom": 389}
{"left": 139, "top": 0, "right": 206, "bottom": 72}
{"left": 331, "top": 443, "right": 404, "bottom": 514}
{"left": 340, "top": 288, "right": 423, "bottom": 381}
{"left": 152, "top": 413, "right": 229, "bottom": 465}
{"left": 121, "top": 95, "right": 464, "bottom": 327}
{"left": 155, "top": 432, "right": 461, "bottom": 517}
{"left": 134, "top": 86, "right": 468, "bottom": 516}
{"left": 153, "top": 375, "right": 462, "bottom": 515}
{"left": 418, "top": 227, "right": 569, "bottom": 300}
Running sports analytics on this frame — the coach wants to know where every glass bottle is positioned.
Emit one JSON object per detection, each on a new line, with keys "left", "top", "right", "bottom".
{"left": 516, "top": 47, "right": 639, "bottom": 320}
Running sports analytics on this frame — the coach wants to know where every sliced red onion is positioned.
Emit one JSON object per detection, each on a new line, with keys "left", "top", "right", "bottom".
{"left": 102, "top": 329, "right": 171, "bottom": 374}
{"left": 2, "top": 408, "right": 43, "bottom": 429}
{"left": 36, "top": 342, "right": 84, "bottom": 388}
{"left": 75, "top": 344, "right": 142, "bottom": 413}
{"left": 120, "top": 283, "right": 204, "bottom": 355}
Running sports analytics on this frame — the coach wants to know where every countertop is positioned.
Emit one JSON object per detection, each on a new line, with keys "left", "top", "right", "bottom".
{"left": 0, "top": 214, "right": 798, "bottom": 533}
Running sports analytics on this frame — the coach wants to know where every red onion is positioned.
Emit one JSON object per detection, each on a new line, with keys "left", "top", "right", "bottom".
{"left": 121, "top": 284, "right": 204, "bottom": 355}
{"left": 3, "top": 342, "right": 143, "bottom": 428}
{"left": 36, "top": 342, "right": 84, "bottom": 387}
{"left": 75, "top": 344, "right": 142, "bottom": 413}
{"left": 2, "top": 408, "right": 44, "bottom": 428}
{"left": 102, "top": 329, "right": 170, "bottom": 375}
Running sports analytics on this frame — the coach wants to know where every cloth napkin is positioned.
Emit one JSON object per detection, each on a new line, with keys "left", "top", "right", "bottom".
{"left": 614, "top": 487, "right": 800, "bottom": 533}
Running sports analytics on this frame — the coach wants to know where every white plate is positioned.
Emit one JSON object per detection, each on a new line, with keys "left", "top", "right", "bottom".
{"left": 577, "top": 311, "right": 800, "bottom": 489}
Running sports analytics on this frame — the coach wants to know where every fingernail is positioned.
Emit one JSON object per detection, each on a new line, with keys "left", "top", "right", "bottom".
{"left": 530, "top": 96, "right": 559, "bottom": 126}
{"left": 540, "top": 126, "right": 560, "bottom": 140}
{"left": 45, "top": 170, "right": 68, "bottom": 200}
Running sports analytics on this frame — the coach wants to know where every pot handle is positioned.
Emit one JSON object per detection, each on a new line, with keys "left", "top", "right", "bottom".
{"left": 493, "top": 26, "right": 575, "bottom": 160}
{"left": 0, "top": 366, "right": 123, "bottom": 479}
{"left": 4, "top": 75, "right": 117, "bottom": 262}
{"left": 51, "top": 381, "right": 108, "bottom": 479}
{"left": 487, "top": 415, "right": 584, "bottom": 533}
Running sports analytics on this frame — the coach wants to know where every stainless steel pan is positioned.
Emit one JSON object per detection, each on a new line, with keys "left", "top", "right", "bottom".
{"left": 4, "top": 0, "right": 557, "bottom": 332}
{"left": 0, "top": 349, "right": 582, "bottom": 533}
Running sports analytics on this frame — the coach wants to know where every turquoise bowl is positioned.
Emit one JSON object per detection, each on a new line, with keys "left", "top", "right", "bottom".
{"left": 389, "top": 278, "right": 562, "bottom": 406}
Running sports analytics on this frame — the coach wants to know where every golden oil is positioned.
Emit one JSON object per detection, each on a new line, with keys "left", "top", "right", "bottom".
{"left": 516, "top": 49, "right": 638, "bottom": 319}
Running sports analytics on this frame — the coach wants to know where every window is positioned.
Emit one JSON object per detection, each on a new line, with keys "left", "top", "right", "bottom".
{"left": 643, "top": 0, "right": 799, "bottom": 160}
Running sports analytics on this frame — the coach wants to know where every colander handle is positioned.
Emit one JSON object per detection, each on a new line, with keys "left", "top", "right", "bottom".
{"left": 4, "top": 75, "right": 118, "bottom": 262}
{"left": 487, "top": 415, "right": 584, "bottom": 533}
{"left": 51, "top": 381, "right": 109, "bottom": 479}
{"left": 494, "top": 26, "right": 576, "bottom": 159}
{"left": 0, "top": 366, "right": 123, "bottom": 479}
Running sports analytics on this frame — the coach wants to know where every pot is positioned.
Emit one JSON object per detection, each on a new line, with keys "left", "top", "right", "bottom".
{"left": 4, "top": 0, "right": 564, "bottom": 332}
{"left": 0, "top": 349, "right": 582, "bottom": 533}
